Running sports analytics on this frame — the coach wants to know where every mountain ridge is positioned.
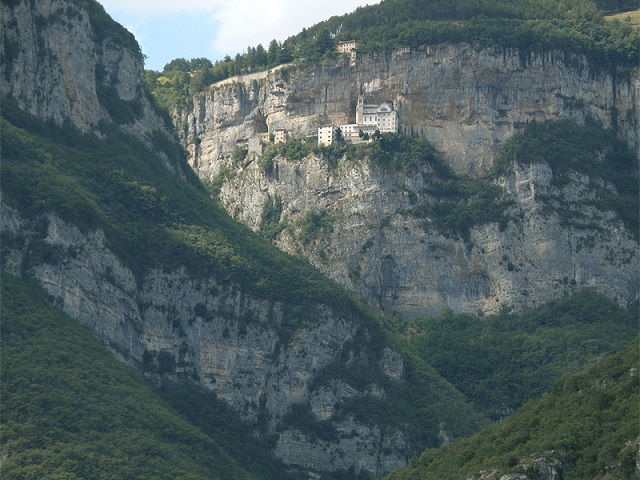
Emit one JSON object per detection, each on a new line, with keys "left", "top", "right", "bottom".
{"left": 1, "top": 1, "right": 486, "bottom": 475}
{"left": 1, "top": 0, "right": 638, "bottom": 478}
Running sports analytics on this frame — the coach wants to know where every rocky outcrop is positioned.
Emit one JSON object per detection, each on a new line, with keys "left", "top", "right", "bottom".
{"left": 2, "top": 202, "right": 475, "bottom": 476}
{"left": 201, "top": 146, "right": 639, "bottom": 318}
{"left": 468, "top": 454, "right": 565, "bottom": 480}
{"left": 178, "top": 44, "right": 638, "bottom": 179}
{"left": 1, "top": 0, "right": 172, "bottom": 154}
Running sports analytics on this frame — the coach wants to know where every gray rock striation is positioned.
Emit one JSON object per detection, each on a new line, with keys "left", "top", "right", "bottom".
{"left": 1, "top": 0, "right": 173, "bottom": 156}
{"left": 177, "top": 45, "right": 639, "bottom": 318}
{"left": 207, "top": 147, "right": 639, "bottom": 318}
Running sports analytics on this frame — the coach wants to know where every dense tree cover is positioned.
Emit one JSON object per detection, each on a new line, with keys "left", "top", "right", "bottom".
{"left": 293, "top": 0, "right": 637, "bottom": 58}
{"left": 312, "top": 0, "right": 602, "bottom": 29}
{"left": 143, "top": 43, "right": 293, "bottom": 111}
{"left": 596, "top": 0, "right": 638, "bottom": 12}
{"left": 145, "top": 0, "right": 638, "bottom": 112}
{"left": 386, "top": 336, "right": 639, "bottom": 480}
{"left": 362, "top": 133, "right": 449, "bottom": 176}
{"left": 389, "top": 291, "right": 638, "bottom": 420}
{"left": 0, "top": 275, "right": 254, "bottom": 480}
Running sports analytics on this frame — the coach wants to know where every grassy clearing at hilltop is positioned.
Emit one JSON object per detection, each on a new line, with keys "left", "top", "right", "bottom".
{"left": 605, "top": 9, "right": 640, "bottom": 28}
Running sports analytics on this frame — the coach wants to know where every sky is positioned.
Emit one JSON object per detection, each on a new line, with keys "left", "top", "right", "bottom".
{"left": 97, "top": 0, "right": 380, "bottom": 71}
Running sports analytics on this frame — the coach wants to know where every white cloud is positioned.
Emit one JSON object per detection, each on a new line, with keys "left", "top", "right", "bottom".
{"left": 98, "top": 0, "right": 378, "bottom": 58}
{"left": 213, "top": 0, "right": 377, "bottom": 53}
{"left": 210, "top": 0, "right": 374, "bottom": 56}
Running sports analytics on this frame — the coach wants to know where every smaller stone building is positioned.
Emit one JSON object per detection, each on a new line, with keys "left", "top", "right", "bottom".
{"left": 274, "top": 128, "right": 289, "bottom": 144}
{"left": 248, "top": 137, "right": 264, "bottom": 156}
{"left": 336, "top": 40, "right": 360, "bottom": 53}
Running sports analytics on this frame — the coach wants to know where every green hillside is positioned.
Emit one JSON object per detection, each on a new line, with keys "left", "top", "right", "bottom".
{"left": 391, "top": 291, "right": 638, "bottom": 420}
{"left": 0, "top": 275, "right": 256, "bottom": 480}
{"left": 386, "top": 336, "right": 640, "bottom": 480}
{"left": 0, "top": 97, "right": 356, "bottom": 313}
{"left": 286, "top": 0, "right": 638, "bottom": 65}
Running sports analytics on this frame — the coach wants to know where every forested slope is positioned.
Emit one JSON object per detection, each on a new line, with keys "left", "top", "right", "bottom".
{"left": 387, "top": 337, "right": 640, "bottom": 480}
{"left": 0, "top": 275, "right": 256, "bottom": 480}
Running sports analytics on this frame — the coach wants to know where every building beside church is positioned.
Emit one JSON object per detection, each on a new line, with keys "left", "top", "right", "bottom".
{"left": 336, "top": 40, "right": 360, "bottom": 67}
{"left": 274, "top": 128, "right": 289, "bottom": 144}
{"left": 318, "top": 125, "right": 338, "bottom": 146}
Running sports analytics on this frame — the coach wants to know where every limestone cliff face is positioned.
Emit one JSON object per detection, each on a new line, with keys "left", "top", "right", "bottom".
{"left": 208, "top": 150, "right": 638, "bottom": 319}
{"left": 178, "top": 46, "right": 639, "bottom": 318}
{"left": 178, "top": 44, "right": 638, "bottom": 178}
{"left": 1, "top": 0, "right": 171, "bottom": 151}
{"left": 0, "top": 203, "right": 421, "bottom": 476}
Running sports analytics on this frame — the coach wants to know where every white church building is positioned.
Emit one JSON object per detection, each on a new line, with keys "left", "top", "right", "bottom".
{"left": 319, "top": 97, "right": 398, "bottom": 146}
